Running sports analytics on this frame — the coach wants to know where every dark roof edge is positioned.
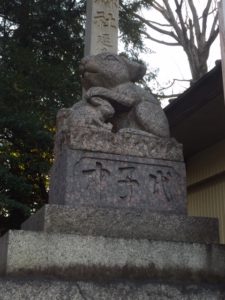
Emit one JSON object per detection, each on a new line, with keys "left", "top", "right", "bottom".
{"left": 164, "top": 61, "right": 222, "bottom": 112}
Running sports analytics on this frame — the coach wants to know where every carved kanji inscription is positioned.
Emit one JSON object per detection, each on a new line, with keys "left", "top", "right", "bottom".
{"left": 94, "top": 11, "right": 117, "bottom": 29}
{"left": 71, "top": 154, "right": 185, "bottom": 213}
{"left": 118, "top": 167, "right": 139, "bottom": 203}
{"left": 85, "top": 0, "right": 119, "bottom": 55}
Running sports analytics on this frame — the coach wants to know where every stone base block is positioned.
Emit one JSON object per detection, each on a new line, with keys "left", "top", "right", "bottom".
{"left": 50, "top": 127, "right": 187, "bottom": 214}
{"left": 49, "top": 148, "right": 186, "bottom": 214}
{"left": 0, "top": 277, "right": 225, "bottom": 300}
{"left": 1, "top": 230, "right": 225, "bottom": 283}
{"left": 21, "top": 205, "right": 219, "bottom": 244}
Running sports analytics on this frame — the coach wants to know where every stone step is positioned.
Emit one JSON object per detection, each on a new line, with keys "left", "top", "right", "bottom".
{"left": 0, "top": 230, "right": 225, "bottom": 283}
{"left": 0, "top": 277, "right": 225, "bottom": 299}
{"left": 21, "top": 205, "right": 219, "bottom": 244}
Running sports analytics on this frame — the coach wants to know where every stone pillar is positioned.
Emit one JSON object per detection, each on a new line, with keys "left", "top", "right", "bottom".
{"left": 84, "top": 0, "right": 119, "bottom": 56}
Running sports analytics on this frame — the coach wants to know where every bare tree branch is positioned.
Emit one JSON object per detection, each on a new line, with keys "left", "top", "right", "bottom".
{"left": 152, "top": 92, "right": 182, "bottom": 99}
{"left": 125, "top": 0, "right": 219, "bottom": 81}
{"left": 159, "top": 0, "right": 185, "bottom": 44}
{"left": 188, "top": 19, "right": 195, "bottom": 45}
{"left": 158, "top": 78, "right": 191, "bottom": 91}
{"left": 187, "top": 0, "right": 202, "bottom": 48}
{"left": 151, "top": 1, "right": 165, "bottom": 13}
{"left": 174, "top": 0, "right": 189, "bottom": 44}
{"left": 208, "top": 10, "right": 219, "bottom": 37}
{"left": 206, "top": 25, "right": 219, "bottom": 48}
{"left": 140, "top": 30, "right": 180, "bottom": 46}
{"left": 132, "top": 11, "right": 179, "bottom": 41}
{"left": 202, "top": 0, "right": 213, "bottom": 36}
{"left": 148, "top": 20, "right": 172, "bottom": 27}
{"left": 206, "top": 11, "right": 219, "bottom": 48}
{"left": 199, "top": 7, "right": 218, "bottom": 20}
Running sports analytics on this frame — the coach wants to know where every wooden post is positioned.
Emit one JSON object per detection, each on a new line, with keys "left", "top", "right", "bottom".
{"left": 84, "top": 0, "right": 119, "bottom": 56}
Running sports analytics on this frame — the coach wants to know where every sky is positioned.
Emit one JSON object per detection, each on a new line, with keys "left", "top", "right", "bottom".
{"left": 143, "top": 36, "right": 221, "bottom": 106}
{"left": 123, "top": 1, "right": 221, "bottom": 107}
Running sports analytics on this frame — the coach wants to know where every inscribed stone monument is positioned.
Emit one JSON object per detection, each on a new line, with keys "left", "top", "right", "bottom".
{"left": 0, "top": 1, "right": 225, "bottom": 297}
{"left": 85, "top": 0, "right": 119, "bottom": 55}
{"left": 49, "top": 0, "right": 187, "bottom": 214}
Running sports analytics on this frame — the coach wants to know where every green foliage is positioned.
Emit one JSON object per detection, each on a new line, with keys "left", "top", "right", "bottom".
{"left": 0, "top": 0, "right": 155, "bottom": 233}
{"left": 120, "top": 0, "right": 153, "bottom": 51}
{"left": 0, "top": 0, "right": 85, "bottom": 233}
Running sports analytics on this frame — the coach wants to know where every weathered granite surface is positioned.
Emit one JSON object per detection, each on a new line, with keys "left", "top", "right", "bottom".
{"left": 22, "top": 205, "right": 219, "bottom": 244}
{"left": 0, "top": 277, "right": 225, "bottom": 300}
{"left": 1, "top": 230, "right": 225, "bottom": 282}
{"left": 84, "top": 0, "right": 119, "bottom": 56}
{"left": 49, "top": 146, "right": 186, "bottom": 213}
{"left": 54, "top": 125, "right": 183, "bottom": 161}
{"left": 60, "top": 52, "right": 169, "bottom": 137}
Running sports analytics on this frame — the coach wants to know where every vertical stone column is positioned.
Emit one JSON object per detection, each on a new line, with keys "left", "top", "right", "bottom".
{"left": 84, "top": 0, "right": 119, "bottom": 56}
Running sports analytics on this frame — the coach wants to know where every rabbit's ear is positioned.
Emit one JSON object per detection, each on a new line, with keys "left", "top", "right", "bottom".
{"left": 120, "top": 56, "right": 147, "bottom": 82}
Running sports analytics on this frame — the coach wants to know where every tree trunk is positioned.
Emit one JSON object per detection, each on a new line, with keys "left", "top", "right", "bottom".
{"left": 184, "top": 45, "right": 209, "bottom": 82}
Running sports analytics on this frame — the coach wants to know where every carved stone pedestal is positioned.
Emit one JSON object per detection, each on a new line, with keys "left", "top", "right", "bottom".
{"left": 1, "top": 126, "right": 225, "bottom": 298}
{"left": 49, "top": 126, "right": 187, "bottom": 214}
